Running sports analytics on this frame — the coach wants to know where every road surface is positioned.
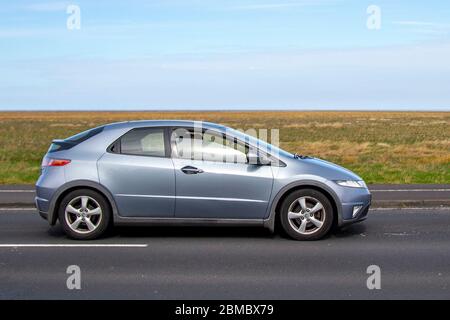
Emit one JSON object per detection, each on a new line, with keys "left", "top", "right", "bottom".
{"left": 0, "top": 207, "right": 449, "bottom": 299}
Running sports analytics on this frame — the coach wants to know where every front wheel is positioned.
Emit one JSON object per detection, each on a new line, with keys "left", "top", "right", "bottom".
{"left": 280, "top": 189, "right": 334, "bottom": 240}
{"left": 58, "top": 189, "right": 111, "bottom": 240}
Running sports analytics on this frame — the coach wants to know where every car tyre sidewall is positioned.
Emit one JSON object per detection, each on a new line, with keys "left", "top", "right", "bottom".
{"left": 280, "top": 189, "right": 334, "bottom": 241}
{"left": 58, "top": 189, "right": 111, "bottom": 240}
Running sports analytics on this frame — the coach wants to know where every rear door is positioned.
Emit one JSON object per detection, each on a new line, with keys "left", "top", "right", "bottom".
{"left": 98, "top": 127, "right": 175, "bottom": 217}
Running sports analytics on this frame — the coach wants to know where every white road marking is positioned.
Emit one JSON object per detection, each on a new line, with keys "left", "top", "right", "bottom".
{"left": 0, "top": 190, "right": 34, "bottom": 193}
{"left": 370, "top": 207, "right": 450, "bottom": 211}
{"left": 0, "top": 244, "right": 148, "bottom": 248}
{"left": 370, "top": 189, "right": 450, "bottom": 192}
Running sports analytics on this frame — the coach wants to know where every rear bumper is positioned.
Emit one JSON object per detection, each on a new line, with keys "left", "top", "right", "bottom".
{"left": 35, "top": 196, "right": 49, "bottom": 221}
{"left": 35, "top": 165, "right": 66, "bottom": 224}
{"left": 38, "top": 210, "right": 48, "bottom": 220}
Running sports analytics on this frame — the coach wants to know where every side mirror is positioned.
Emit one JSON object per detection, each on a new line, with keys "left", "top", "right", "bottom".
{"left": 247, "top": 151, "right": 271, "bottom": 165}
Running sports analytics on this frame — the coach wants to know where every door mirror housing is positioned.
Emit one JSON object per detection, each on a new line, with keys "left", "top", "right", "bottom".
{"left": 247, "top": 151, "right": 272, "bottom": 166}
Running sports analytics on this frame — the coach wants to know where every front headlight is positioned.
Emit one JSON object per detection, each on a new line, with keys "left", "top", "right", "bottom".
{"left": 335, "top": 180, "right": 367, "bottom": 188}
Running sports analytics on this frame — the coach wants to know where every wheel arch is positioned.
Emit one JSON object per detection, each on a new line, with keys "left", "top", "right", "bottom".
{"left": 48, "top": 180, "right": 118, "bottom": 225}
{"left": 263, "top": 180, "right": 342, "bottom": 232}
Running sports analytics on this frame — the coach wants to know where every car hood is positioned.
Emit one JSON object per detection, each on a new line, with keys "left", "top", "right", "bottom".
{"left": 294, "top": 157, "right": 363, "bottom": 181}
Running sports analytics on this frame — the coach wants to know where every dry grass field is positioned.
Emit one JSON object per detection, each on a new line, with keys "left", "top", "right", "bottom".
{"left": 0, "top": 111, "right": 449, "bottom": 184}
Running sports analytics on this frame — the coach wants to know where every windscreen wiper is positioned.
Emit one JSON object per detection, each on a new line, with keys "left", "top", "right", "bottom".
{"left": 294, "top": 153, "right": 311, "bottom": 159}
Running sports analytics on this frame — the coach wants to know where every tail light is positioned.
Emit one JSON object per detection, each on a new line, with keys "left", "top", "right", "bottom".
{"left": 41, "top": 157, "right": 71, "bottom": 167}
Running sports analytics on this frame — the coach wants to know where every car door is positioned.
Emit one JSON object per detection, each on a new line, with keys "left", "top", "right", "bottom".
{"left": 98, "top": 127, "right": 175, "bottom": 217}
{"left": 170, "top": 127, "right": 274, "bottom": 219}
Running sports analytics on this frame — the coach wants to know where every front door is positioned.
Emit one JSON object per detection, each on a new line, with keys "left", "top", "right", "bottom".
{"left": 171, "top": 127, "right": 273, "bottom": 219}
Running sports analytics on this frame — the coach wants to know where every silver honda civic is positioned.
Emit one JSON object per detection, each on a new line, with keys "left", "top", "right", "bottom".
{"left": 35, "top": 120, "right": 371, "bottom": 240}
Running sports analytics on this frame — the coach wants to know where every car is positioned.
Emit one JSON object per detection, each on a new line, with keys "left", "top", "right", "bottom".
{"left": 35, "top": 120, "right": 371, "bottom": 240}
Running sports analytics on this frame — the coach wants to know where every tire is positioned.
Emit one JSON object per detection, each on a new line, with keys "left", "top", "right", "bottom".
{"left": 280, "top": 189, "right": 334, "bottom": 240}
{"left": 58, "top": 189, "right": 111, "bottom": 240}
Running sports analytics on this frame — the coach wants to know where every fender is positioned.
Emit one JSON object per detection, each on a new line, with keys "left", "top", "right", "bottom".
{"left": 47, "top": 180, "right": 119, "bottom": 225}
{"left": 263, "top": 179, "right": 343, "bottom": 232}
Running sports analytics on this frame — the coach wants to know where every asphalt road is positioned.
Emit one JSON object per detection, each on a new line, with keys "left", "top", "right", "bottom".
{"left": 1, "top": 184, "right": 450, "bottom": 207}
{"left": 1, "top": 207, "right": 450, "bottom": 299}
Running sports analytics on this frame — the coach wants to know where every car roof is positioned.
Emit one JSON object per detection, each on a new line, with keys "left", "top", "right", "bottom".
{"left": 104, "top": 120, "right": 228, "bottom": 131}
{"left": 100, "top": 119, "right": 290, "bottom": 158}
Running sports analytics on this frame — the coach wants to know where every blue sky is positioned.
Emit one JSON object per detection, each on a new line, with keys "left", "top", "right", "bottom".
{"left": 1, "top": 0, "right": 450, "bottom": 110}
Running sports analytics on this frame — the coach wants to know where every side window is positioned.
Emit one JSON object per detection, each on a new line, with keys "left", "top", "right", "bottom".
{"left": 120, "top": 128, "right": 166, "bottom": 157}
{"left": 172, "top": 128, "right": 248, "bottom": 163}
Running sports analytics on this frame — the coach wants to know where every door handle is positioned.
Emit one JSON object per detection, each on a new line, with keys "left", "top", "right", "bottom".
{"left": 181, "top": 166, "right": 204, "bottom": 175}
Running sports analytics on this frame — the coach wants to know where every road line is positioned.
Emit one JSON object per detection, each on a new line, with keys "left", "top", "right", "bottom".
{"left": 370, "top": 189, "right": 450, "bottom": 192}
{"left": 370, "top": 207, "right": 450, "bottom": 211}
{"left": 374, "top": 199, "right": 450, "bottom": 203}
{"left": 0, "top": 190, "right": 34, "bottom": 193}
{"left": 0, "top": 244, "right": 148, "bottom": 248}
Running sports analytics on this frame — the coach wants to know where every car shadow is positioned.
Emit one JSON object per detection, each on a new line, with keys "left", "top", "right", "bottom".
{"left": 47, "top": 222, "right": 367, "bottom": 241}
{"left": 331, "top": 223, "right": 367, "bottom": 238}
{"left": 113, "top": 226, "right": 274, "bottom": 239}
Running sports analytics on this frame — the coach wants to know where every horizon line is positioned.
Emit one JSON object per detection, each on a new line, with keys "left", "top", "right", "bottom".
{"left": 1, "top": 109, "right": 449, "bottom": 113}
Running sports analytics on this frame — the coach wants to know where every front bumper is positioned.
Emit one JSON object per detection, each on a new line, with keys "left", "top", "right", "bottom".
{"left": 339, "top": 201, "right": 371, "bottom": 227}
{"left": 336, "top": 187, "right": 372, "bottom": 227}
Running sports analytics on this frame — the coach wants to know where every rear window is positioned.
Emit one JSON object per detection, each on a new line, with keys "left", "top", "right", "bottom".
{"left": 65, "top": 126, "right": 105, "bottom": 144}
{"left": 48, "top": 126, "right": 105, "bottom": 153}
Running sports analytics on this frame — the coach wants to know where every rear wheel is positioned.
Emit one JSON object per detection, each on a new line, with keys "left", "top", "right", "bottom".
{"left": 58, "top": 189, "right": 111, "bottom": 240}
{"left": 280, "top": 189, "right": 333, "bottom": 240}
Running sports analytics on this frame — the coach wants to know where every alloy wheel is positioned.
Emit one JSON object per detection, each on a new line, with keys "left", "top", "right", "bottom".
{"left": 65, "top": 196, "right": 103, "bottom": 234}
{"left": 287, "top": 196, "right": 326, "bottom": 235}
